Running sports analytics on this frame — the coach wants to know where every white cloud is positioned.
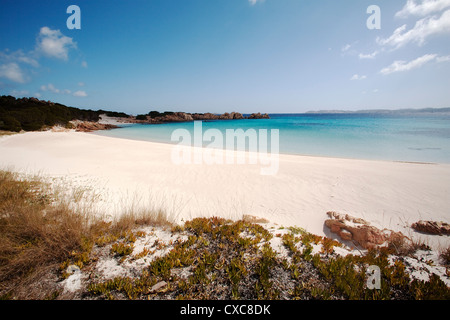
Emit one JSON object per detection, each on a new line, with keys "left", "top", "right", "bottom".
{"left": 341, "top": 42, "right": 360, "bottom": 56}
{"left": 40, "top": 84, "right": 86, "bottom": 96}
{"left": 0, "top": 63, "right": 26, "bottom": 83}
{"left": 41, "top": 83, "right": 60, "bottom": 93}
{"left": 380, "top": 53, "right": 437, "bottom": 74}
{"left": 73, "top": 90, "right": 87, "bottom": 97}
{"left": 16, "top": 55, "right": 39, "bottom": 68}
{"left": 436, "top": 54, "right": 450, "bottom": 62}
{"left": 36, "top": 27, "right": 77, "bottom": 60}
{"left": 0, "top": 50, "right": 38, "bottom": 83}
{"left": 377, "top": 9, "right": 450, "bottom": 49}
{"left": 350, "top": 74, "right": 367, "bottom": 80}
{"left": 342, "top": 44, "right": 351, "bottom": 52}
{"left": 0, "top": 50, "right": 39, "bottom": 68}
{"left": 10, "top": 89, "right": 29, "bottom": 97}
{"left": 396, "top": 0, "right": 450, "bottom": 18}
{"left": 249, "top": 0, "right": 264, "bottom": 5}
{"left": 359, "top": 51, "right": 379, "bottom": 59}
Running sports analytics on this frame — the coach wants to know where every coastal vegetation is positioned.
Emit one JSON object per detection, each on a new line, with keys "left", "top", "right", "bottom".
{"left": 0, "top": 96, "right": 270, "bottom": 133}
{"left": 0, "top": 169, "right": 449, "bottom": 300}
{"left": 0, "top": 95, "right": 102, "bottom": 132}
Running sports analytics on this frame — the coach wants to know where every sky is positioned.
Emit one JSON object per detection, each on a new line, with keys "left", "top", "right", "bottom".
{"left": 0, "top": 0, "right": 449, "bottom": 114}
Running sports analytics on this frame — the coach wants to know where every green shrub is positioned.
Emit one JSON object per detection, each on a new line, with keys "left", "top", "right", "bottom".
{"left": 135, "top": 114, "right": 147, "bottom": 120}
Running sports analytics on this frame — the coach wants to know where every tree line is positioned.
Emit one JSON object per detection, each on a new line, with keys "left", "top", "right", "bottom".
{"left": 0, "top": 95, "right": 129, "bottom": 132}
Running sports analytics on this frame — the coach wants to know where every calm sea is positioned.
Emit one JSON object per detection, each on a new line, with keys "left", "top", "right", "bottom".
{"left": 94, "top": 113, "right": 450, "bottom": 163}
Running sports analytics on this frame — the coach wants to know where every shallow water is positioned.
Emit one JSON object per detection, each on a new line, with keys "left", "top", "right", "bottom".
{"left": 95, "top": 113, "right": 450, "bottom": 163}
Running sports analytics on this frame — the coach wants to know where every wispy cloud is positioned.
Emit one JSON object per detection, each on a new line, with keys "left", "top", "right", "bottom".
{"left": 377, "top": 9, "right": 450, "bottom": 49}
{"left": 36, "top": 27, "right": 77, "bottom": 60}
{"left": 0, "top": 63, "right": 26, "bottom": 83}
{"left": 248, "top": 0, "right": 264, "bottom": 5}
{"left": 358, "top": 51, "right": 379, "bottom": 59}
{"left": 396, "top": 0, "right": 450, "bottom": 18}
{"left": 341, "top": 44, "right": 352, "bottom": 52}
{"left": 73, "top": 90, "right": 87, "bottom": 97}
{"left": 380, "top": 53, "right": 442, "bottom": 75}
{"left": 41, "top": 83, "right": 60, "bottom": 93}
{"left": 350, "top": 74, "right": 367, "bottom": 80}
{"left": 40, "top": 83, "right": 87, "bottom": 97}
{"left": 436, "top": 54, "right": 450, "bottom": 62}
{"left": 0, "top": 50, "right": 38, "bottom": 83}
{"left": 0, "top": 50, "right": 39, "bottom": 68}
{"left": 10, "top": 89, "right": 29, "bottom": 97}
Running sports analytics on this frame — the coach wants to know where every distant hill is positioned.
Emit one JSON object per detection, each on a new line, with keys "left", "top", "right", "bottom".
{"left": 0, "top": 96, "right": 129, "bottom": 132}
{"left": 306, "top": 107, "right": 450, "bottom": 114}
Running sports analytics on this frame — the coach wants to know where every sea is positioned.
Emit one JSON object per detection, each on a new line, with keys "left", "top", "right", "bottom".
{"left": 94, "top": 112, "right": 450, "bottom": 164}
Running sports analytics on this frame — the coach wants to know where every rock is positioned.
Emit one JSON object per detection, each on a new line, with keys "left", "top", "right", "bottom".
{"left": 128, "top": 111, "right": 267, "bottom": 123}
{"left": 230, "top": 112, "right": 244, "bottom": 119}
{"left": 149, "top": 281, "right": 167, "bottom": 293}
{"left": 325, "top": 219, "right": 385, "bottom": 248}
{"left": 192, "top": 113, "right": 220, "bottom": 121}
{"left": 411, "top": 220, "right": 450, "bottom": 236}
{"left": 247, "top": 112, "right": 270, "bottom": 119}
{"left": 324, "top": 211, "right": 409, "bottom": 250}
{"left": 325, "top": 219, "right": 344, "bottom": 233}
{"left": 72, "top": 121, "right": 118, "bottom": 132}
{"left": 350, "top": 225, "right": 386, "bottom": 249}
{"left": 339, "top": 229, "right": 353, "bottom": 241}
{"left": 161, "top": 112, "right": 193, "bottom": 122}
{"left": 219, "top": 112, "right": 233, "bottom": 120}
{"left": 326, "top": 211, "right": 369, "bottom": 225}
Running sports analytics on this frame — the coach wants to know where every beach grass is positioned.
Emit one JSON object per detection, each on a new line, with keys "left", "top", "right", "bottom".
{"left": 0, "top": 169, "right": 172, "bottom": 299}
{"left": 0, "top": 169, "right": 449, "bottom": 300}
{"left": 0, "top": 170, "right": 88, "bottom": 298}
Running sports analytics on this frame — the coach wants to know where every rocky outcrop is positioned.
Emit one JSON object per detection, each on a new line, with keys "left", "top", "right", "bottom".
{"left": 324, "top": 211, "right": 408, "bottom": 250}
{"left": 71, "top": 121, "right": 118, "bottom": 132}
{"left": 161, "top": 112, "right": 194, "bottom": 122}
{"left": 131, "top": 111, "right": 270, "bottom": 124}
{"left": 191, "top": 113, "right": 220, "bottom": 121}
{"left": 218, "top": 112, "right": 245, "bottom": 120}
{"left": 411, "top": 220, "right": 450, "bottom": 236}
{"left": 247, "top": 112, "right": 270, "bottom": 119}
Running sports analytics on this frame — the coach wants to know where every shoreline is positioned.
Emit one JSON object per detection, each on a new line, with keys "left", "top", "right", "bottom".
{"left": 97, "top": 115, "right": 450, "bottom": 165}
{"left": 94, "top": 130, "right": 446, "bottom": 166}
{"left": 1, "top": 130, "right": 449, "bottom": 251}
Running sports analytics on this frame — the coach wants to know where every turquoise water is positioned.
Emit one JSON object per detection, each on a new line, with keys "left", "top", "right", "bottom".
{"left": 95, "top": 113, "right": 450, "bottom": 163}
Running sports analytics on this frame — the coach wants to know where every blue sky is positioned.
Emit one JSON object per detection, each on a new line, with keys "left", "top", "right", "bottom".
{"left": 0, "top": 0, "right": 449, "bottom": 114}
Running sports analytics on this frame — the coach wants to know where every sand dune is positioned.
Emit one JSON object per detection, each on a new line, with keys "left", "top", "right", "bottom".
{"left": 1, "top": 131, "right": 449, "bottom": 250}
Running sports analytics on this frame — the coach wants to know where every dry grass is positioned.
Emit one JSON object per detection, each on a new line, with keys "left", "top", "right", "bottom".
{"left": 0, "top": 171, "right": 90, "bottom": 298}
{"left": 111, "top": 209, "right": 172, "bottom": 233}
{"left": 441, "top": 247, "right": 450, "bottom": 266}
{"left": 1, "top": 169, "right": 449, "bottom": 300}
{"left": 0, "top": 170, "right": 171, "bottom": 299}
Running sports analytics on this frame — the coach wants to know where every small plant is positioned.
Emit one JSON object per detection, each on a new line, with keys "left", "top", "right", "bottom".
{"left": 226, "top": 257, "right": 247, "bottom": 299}
{"left": 111, "top": 242, "right": 134, "bottom": 258}
{"left": 255, "top": 243, "right": 279, "bottom": 299}
{"left": 440, "top": 247, "right": 450, "bottom": 266}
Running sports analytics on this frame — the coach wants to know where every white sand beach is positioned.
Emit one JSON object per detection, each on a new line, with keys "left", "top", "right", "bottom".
{"left": 1, "top": 131, "right": 449, "bottom": 250}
